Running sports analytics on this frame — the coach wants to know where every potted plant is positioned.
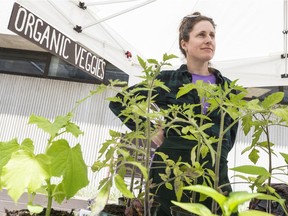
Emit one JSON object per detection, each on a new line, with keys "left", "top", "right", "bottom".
{"left": 89, "top": 54, "right": 177, "bottom": 216}
{"left": 0, "top": 111, "right": 89, "bottom": 216}
{"left": 86, "top": 53, "right": 288, "bottom": 216}
{"left": 153, "top": 78, "right": 248, "bottom": 215}
{"left": 231, "top": 91, "right": 288, "bottom": 215}
{"left": 169, "top": 90, "right": 288, "bottom": 215}
{"left": 88, "top": 54, "right": 254, "bottom": 216}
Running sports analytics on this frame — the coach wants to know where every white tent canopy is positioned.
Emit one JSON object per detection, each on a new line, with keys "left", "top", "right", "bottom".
{"left": 2, "top": 0, "right": 288, "bottom": 87}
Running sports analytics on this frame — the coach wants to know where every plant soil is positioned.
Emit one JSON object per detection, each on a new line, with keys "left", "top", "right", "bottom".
{"left": 100, "top": 204, "right": 126, "bottom": 216}
{"left": 4, "top": 208, "right": 74, "bottom": 216}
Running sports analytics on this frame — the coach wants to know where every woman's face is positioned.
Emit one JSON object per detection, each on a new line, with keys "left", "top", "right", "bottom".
{"left": 181, "top": 20, "right": 216, "bottom": 63}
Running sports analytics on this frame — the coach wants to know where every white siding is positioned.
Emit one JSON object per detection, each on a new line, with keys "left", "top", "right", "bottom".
{"left": 0, "top": 73, "right": 125, "bottom": 200}
{"left": 1, "top": 73, "right": 288, "bottom": 202}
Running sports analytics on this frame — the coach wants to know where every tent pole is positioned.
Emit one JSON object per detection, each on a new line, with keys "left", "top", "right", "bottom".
{"left": 282, "top": 0, "right": 288, "bottom": 78}
{"left": 85, "top": 0, "right": 145, "bottom": 6}
{"left": 81, "top": 0, "right": 156, "bottom": 29}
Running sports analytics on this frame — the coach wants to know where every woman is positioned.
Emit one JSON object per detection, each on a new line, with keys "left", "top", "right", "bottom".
{"left": 109, "top": 12, "right": 238, "bottom": 215}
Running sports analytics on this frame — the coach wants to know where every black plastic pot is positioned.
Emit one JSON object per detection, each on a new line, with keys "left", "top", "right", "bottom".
{"left": 99, "top": 204, "right": 126, "bottom": 216}
{"left": 101, "top": 199, "right": 160, "bottom": 216}
{"left": 150, "top": 201, "right": 160, "bottom": 216}
{"left": 170, "top": 206, "right": 195, "bottom": 216}
{"left": 4, "top": 208, "right": 74, "bottom": 216}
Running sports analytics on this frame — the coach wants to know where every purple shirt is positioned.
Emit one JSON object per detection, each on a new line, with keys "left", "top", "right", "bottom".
{"left": 192, "top": 73, "right": 216, "bottom": 85}
{"left": 192, "top": 73, "right": 216, "bottom": 114}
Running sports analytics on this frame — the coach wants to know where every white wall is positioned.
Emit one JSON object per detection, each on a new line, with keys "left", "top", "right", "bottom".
{"left": 1, "top": 73, "right": 288, "bottom": 205}
{"left": 0, "top": 73, "right": 125, "bottom": 199}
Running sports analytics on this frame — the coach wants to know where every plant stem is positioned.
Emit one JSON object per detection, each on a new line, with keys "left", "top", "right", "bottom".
{"left": 264, "top": 124, "right": 272, "bottom": 213}
{"left": 128, "top": 124, "right": 140, "bottom": 207}
{"left": 143, "top": 79, "right": 155, "bottom": 216}
{"left": 45, "top": 179, "right": 53, "bottom": 216}
{"left": 192, "top": 114, "right": 204, "bottom": 204}
{"left": 212, "top": 109, "right": 225, "bottom": 214}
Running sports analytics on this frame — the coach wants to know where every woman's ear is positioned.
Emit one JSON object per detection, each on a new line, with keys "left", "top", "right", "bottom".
{"left": 180, "top": 39, "right": 187, "bottom": 52}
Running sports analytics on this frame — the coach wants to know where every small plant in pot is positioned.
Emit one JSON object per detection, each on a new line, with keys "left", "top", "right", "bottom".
{"left": 89, "top": 54, "right": 177, "bottom": 216}
{"left": 0, "top": 112, "right": 89, "bottom": 216}
{"left": 90, "top": 55, "right": 260, "bottom": 216}
{"left": 169, "top": 91, "right": 288, "bottom": 215}
{"left": 231, "top": 91, "right": 288, "bottom": 215}
{"left": 151, "top": 78, "right": 248, "bottom": 216}
{"left": 89, "top": 53, "right": 288, "bottom": 216}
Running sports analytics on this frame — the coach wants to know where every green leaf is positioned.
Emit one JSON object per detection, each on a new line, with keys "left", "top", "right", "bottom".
{"left": 241, "top": 145, "right": 252, "bottom": 155}
{"left": 53, "top": 182, "right": 66, "bottom": 204}
{"left": 165, "top": 182, "right": 173, "bottom": 190}
{"left": 171, "top": 201, "right": 216, "bottom": 216}
{"left": 176, "top": 84, "right": 194, "bottom": 99}
{"left": 155, "top": 152, "right": 169, "bottom": 161}
{"left": 163, "top": 53, "right": 178, "bottom": 61}
{"left": 147, "top": 58, "right": 158, "bottom": 65}
{"left": 183, "top": 185, "right": 226, "bottom": 206}
{"left": 191, "top": 146, "right": 197, "bottom": 164}
{"left": 47, "top": 140, "right": 89, "bottom": 199}
{"left": 65, "top": 122, "right": 83, "bottom": 138}
{"left": 109, "top": 129, "right": 122, "bottom": 137}
{"left": 1, "top": 151, "right": 49, "bottom": 202}
{"left": 224, "top": 192, "right": 264, "bottom": 214}
{"left": 137, "top": 56, "right": 146, "bottom": 70}
{"left": 239, "top": 210, "right": 273, "bottom": 216}
{"left": 91, "top": 161, "right": 107, "bottom": 172}
{"left": 251, "top": 128, "right": 263, "bottom": 146}
{"left": 27, "top": 204, "right": 44, "bottom": 214}
{"left": 199, "top": 123, "right": 214, "bottom": 132}
{"left": 125, "top": 161, "right": 148, "bottom": 180}
{"left": 248, "top": 149, "right": 260, "bottom": 164}
{"left": 114, "top": 174, "right": 134, "bottom": 199}
{"left": 117, "top": 148, "right": 130, "bottom": 159}
{"left": 226, "top": 107, "right": 241, "bottom": 120}
{"left": 28, "top": 115, "right": 53, "bottom": 135}
{"left": 21, "top": 138, "right": 34, "bottom": 153}
{"left": 262, "top": 92, "right": 284, "bottom": 109}
{"left": 280, "top": 152, "right": 288, "bottom": 164}
{"left": 258, "top": 141, "right": 274, "bottom": 148}
{"left": 231, "top": 165, "right": 270, "bottom": 177}
{"left": 241, "top": 115, "right": 253, "bottom": 135}
{"left": 91, "top": 179, "right": 112, "bottom": 215}
{"left": 0, "top": 139, "right": 20, "bottom": 171}
{"left": 272, "top": 108, "right": 288, "bottom": 122}
{"left": 29, "top": 114, "right": 72, "bottom": 138}
{"left": 232, "top": 174, "right": 249, "bottom": 181}
{"left": 200, "top": 145, "right": 209, "bottom": 159}
{"left": 246, "top": 99, "right": 262, "bottom": 112}
{"left": 174, "top": 179, "right": 183, "bottom": 202}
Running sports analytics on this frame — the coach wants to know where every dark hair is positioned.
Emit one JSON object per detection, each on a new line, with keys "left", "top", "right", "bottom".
{"left": 179, "top": 12, "right": 216, "bottom": 57}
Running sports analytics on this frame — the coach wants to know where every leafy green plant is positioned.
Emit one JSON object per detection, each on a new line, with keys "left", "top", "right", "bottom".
{"left": 171, "top": 91, "right": 288, "bottom": 215}
{"left": 88, "top": 53, "right": 288, "bottom": 216}
{"left": 90, "top": 55, "right": 267, "bottom": 216}
{"left": 0, "top": 112, "right": 89, "bottom": 216}
{"left": 153, "top": 79, "right": 248, "bottom": 214}
{"left": 172, "top": 184, "right": 284, "bottom": 216}
{"left": 90, "top": 54, "right": 177, "bottom": 216}
{"left": 230, "top": 92, "right": 288, "bottom": 214}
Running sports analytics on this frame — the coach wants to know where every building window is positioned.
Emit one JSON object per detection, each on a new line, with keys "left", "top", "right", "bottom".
{"left": 48, "top": 56, "right": 100, "bottom": 82}
{"left": 0, "top": 48, "right": 129, "bottom": 85}
{"left": 0, "top": 48, "right": 49, "bottom": 76}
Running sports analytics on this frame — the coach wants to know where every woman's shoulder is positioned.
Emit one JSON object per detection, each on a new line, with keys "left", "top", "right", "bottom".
{"left": 158, "top": 64, "right": 188, "bottom": 80}
{"left": 159, "top": 69, "right": 178, "bottom": 78}
{"left": 212, "top": 68, "right": 233, "bottom": 84}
